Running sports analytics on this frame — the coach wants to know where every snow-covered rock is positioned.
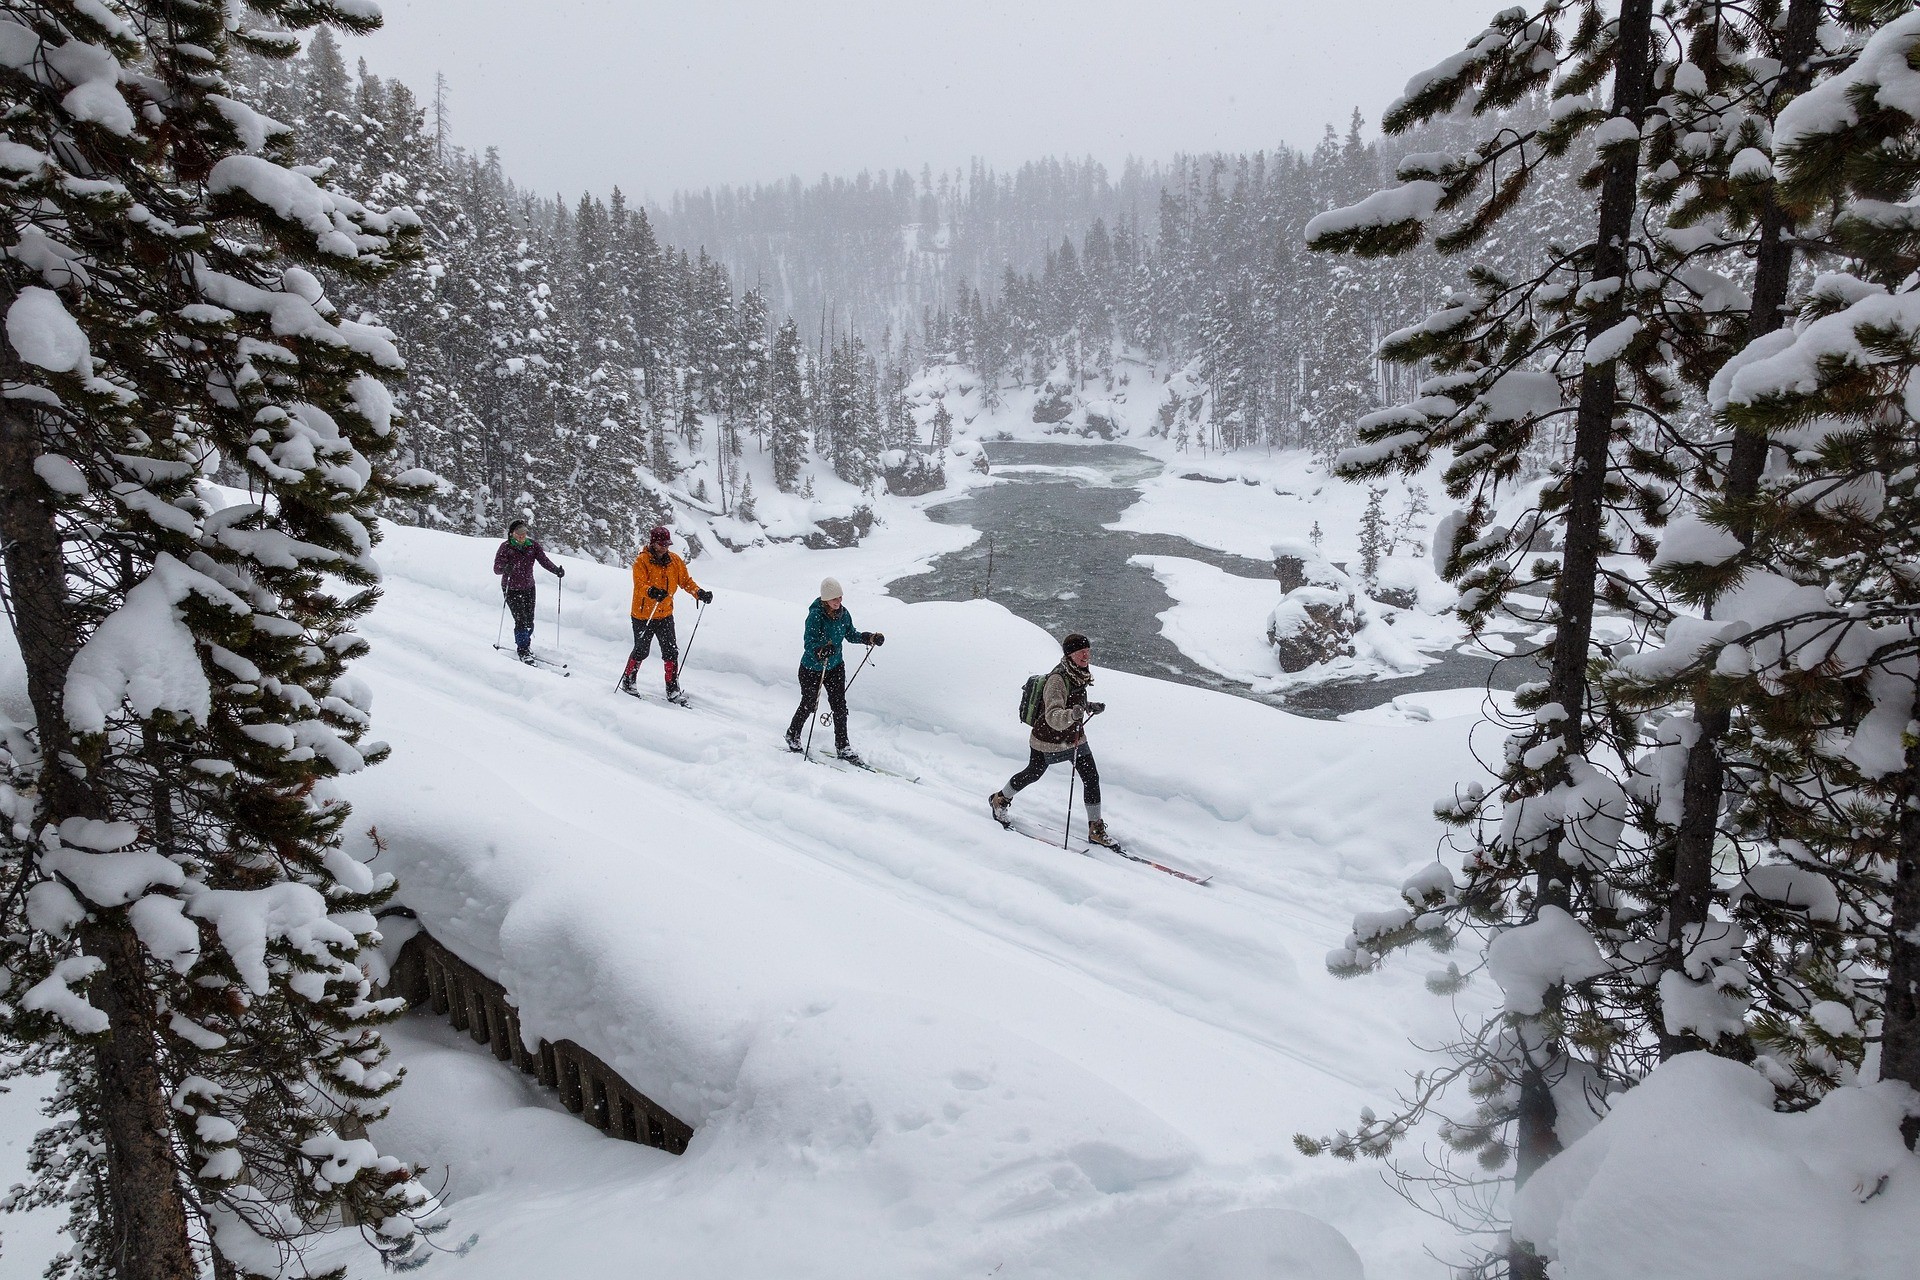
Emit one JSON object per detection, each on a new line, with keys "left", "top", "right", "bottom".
{"left": 878, "top": 449, "right": 945, "bottom": 497}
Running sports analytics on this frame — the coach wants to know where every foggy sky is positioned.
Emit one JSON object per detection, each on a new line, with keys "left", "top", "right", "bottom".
{"left": 341, "top": 0, "right": 1496, "bottom": 201}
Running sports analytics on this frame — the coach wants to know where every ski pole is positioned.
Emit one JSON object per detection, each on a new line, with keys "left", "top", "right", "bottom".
{"left": 804, "top": 680, "right": 820, "bottom": 759}
{"left": 555, "top": 575, "right": 564, "bottom": 655}
{"left": 496, "top": 596, "right": 507, "bottom": 648}
{"left": 803, "top": 664, "right": 827, "bottom": 759}
{"left": 1064, "top": 741, "right": 1079, "bottom": 850}
{"left": 677, "top": 597, "right": 707, "bottom": 676}
{"left": 843, "top": 646, "right": 874, "bottom": 693}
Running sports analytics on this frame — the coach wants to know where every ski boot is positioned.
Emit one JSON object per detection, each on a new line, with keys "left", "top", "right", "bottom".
{"left": 836, "top": 746, "right": 866, "bottom": 768}
{"left": 988, "top": 791, "right": 1012, "bottom": 828}
{"left": 517, "top": 648, "right": 535, "bottom": 664}
{"left": 617, "top": 672, "right": 637, "bottom": 695}
{"left": 1087, "top": 819, "right": 1121, "bottom": 849}
{"left": 785, "top": 729, "right": 803, "bottom": 753}
{"left": 665, "top": 681, "right": 690, "bottom": 707}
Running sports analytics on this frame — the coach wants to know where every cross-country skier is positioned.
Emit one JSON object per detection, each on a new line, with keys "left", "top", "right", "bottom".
{"left": 990, "top": 632, "right": 1117, "bottom": 847}
{"left": 785, "top": 577, "right": 884, "bottom": 764}
{"left": 493, "top": 519, "right": 565, "bottom": 662}
{"left": 619, "top": 525, "right": 711, "bottom": 703}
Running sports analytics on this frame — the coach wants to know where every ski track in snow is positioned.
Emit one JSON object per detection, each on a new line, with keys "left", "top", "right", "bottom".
{"left": 0, "top": 468, "right": 1491, "bottom": 1277}
{"left": 375, "top": 578, "right": 1363, "bottom": 1086}
{"left": 289, "top": 521, "right": 1490, "bottom": 1279}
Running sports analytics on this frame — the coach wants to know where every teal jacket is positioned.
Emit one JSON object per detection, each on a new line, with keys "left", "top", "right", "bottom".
{"left": 801, "top": 599, "right": 870, "bottom": 671}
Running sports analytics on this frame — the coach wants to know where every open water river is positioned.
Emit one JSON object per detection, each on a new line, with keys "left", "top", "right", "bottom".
{"left": 886, "top": 441, "right": 1526, "bottom": 719}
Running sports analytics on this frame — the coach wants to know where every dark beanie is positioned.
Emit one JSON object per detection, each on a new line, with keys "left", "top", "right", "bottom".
{"left": 1062, "top": 632, "right": 1091, "bottom": 656}
{"left": 508, "top": 519, "right": 528, "bottom": 536}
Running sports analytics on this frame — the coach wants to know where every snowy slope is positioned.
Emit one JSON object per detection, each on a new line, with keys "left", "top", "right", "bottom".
{"left": 291, "top": 519, "right": 1491, "bottom": 1279}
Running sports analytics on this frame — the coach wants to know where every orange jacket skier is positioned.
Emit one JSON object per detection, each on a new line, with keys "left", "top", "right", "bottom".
{"left": 619, "top": 525, "right": 711, "bottom": 703}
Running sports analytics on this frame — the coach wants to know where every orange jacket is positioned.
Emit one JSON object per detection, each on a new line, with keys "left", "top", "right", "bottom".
{"left": 630, "top": 549, "right": 701, "bottom": 619}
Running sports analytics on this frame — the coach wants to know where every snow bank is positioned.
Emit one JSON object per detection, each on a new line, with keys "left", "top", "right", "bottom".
{"left": 1513, "top": 1053, "right": 1920, "bottom": 1280}
{"left": 1133, "top": 1206, "right": 1365, "bottom": 1280}
{"left": 1131, "top": 555, "right": 1281, "bottom": 685}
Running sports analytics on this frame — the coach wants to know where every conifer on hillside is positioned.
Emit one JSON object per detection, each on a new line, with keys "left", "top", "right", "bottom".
{"left": 770, "top": 317, "right": 809, "bottom": 494}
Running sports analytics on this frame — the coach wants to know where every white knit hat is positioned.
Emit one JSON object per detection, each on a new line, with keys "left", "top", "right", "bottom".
{"left": 819, "top": 577, "right": 844, "bottom": 602}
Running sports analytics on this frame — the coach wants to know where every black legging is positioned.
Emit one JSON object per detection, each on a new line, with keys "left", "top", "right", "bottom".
{"left": 1006, "top": 744, "right": 1100, "bottom": 807}
{"left": 787, "top": 663, "right": 849, "bottom": 749}
{"left": 625, "top": 614, "right": 680, "bottom": 684}
{"left": 504, "top": 588, "right": 536, "bottom": 650}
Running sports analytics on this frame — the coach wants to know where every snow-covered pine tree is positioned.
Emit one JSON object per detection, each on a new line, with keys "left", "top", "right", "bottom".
{"left": 1632, "top": 4, "right": 1920, "bottom": 1135}
{"left": 299, "top": 24, "right": 353, "bottom": 175}
{"left": 733, "top": 285, "right": 771, "bottom": 451}
{"left": 930, "top": 398, "right": 954, "bottom": 451}
{"left": 0, "top": 2, "right": 436, "bottom": 1275}
{"left": 770, "top": 317, "right": 809, "bottom": 493}
{"left": 1604, "top": 0, "right": 1851, "bottom": 1066}
{"left": 1356, "top": 485, "right": 1389, "bottom": 585}
{"left": 349, "top": 66, "right": 471, "bottom": 532}
{"left": 854, "top": 339, "right": 884, "bottom": 487}
{"left": 564, "top": 192, "right": 647, "bottom": 554}
{"left": 822, "top": 330, "right": 868, "bottom": 484}
{"left": 1391, "top": 483, "right": 1433, "bottom": 555}
{"left": 1299, "top": 5, "right": 1680, "bottom": 1273}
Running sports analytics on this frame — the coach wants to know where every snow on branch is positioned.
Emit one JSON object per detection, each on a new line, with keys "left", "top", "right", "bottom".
{"left": 1775, "top": 12, "right": 1920, "bottom": 157}
{"left": 64, "top": 553, "right": 250, "bottom": 736}
{"left": 1304, "top": 181, "right": 1446, "bottom": 256}
{"left": 1486, "top": 905, "right": 1609, "bottom": 1016}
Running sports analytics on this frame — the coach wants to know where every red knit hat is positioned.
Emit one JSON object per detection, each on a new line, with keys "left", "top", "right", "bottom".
{"left": 648, "top": 525, "right": 672, "bottom": 546}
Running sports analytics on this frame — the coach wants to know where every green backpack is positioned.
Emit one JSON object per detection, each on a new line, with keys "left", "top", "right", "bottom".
{"left": 1018, "top": 673, "right": 1048, "bottom": 726}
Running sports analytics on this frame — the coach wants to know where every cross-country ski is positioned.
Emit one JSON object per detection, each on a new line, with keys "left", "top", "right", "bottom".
{"left": 493, "top": 644, "right": 571, "bottom": 675}
{"left": 1007, "top": 816, "right": 1213, "bottom": 886}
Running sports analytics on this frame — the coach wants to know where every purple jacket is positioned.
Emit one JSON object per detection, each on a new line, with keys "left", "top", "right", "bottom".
{"left": 493, "top": 538, "right": 560, "bottom": 593}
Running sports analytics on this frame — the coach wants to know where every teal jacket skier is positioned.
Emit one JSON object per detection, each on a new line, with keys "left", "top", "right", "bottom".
{"left": 787, "top": 577, "right": 884, "bottom": 761}
{"left": 800, "top": 594, "right": 869, "bottom": 671}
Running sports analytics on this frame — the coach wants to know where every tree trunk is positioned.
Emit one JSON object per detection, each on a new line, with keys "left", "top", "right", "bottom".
{"left": 81, "top": 921, "right": 197, "bottom": 1278}
{"left": 1510, "top": 8, "right": 1653, "bottom": 1274}
{"left": 0, "top": 399, "right": 86, "bottom": 816}
{"left": 0, "top": 396, "right": 196, "bottom": 1279}
{"left": 1660, "top": 0, "right": 1823, "bottom": 1059}
{"left": 1883, "top": 730, "right": 1920, "bottom": 1150}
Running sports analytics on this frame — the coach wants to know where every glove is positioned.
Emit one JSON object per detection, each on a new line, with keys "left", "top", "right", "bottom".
{"left": 1086, "top": 701, "right": 1106, "bottom": 715}
{"left": 647, "top": 586, "right": 667, "bottom": 602}
{"left": 813, "top": 646, "right": 834, "bottom": 663}
{"left": 697, "top": 589, "right": 713, "bottom": 604}
{"left": 556, "top": 566, "right": 566, "bottom": 578}
{"left": 869, "top": 632, "right": 885, "bottom": 647}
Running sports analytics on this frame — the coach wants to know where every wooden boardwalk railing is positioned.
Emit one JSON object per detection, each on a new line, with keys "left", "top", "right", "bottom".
{"left": 381, "top": 921, "right": 693, "bottom": 1155}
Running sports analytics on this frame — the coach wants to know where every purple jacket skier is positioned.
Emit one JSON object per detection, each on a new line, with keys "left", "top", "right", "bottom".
{"left": 493, "top": 520, "right": 563, "bottom": 659}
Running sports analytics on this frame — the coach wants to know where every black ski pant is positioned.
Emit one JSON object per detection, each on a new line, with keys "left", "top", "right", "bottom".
{"left": 1006, "top": 744, "right": 1100, "bottom": 817}
{"left": 787, "top": 663, "right": 849, "bottom": 750}
{"left": 504, "top": 588, "right": 536, "bottom": 652}
{"left": 625, "top": 614, "right": 680, "bottom": 686}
